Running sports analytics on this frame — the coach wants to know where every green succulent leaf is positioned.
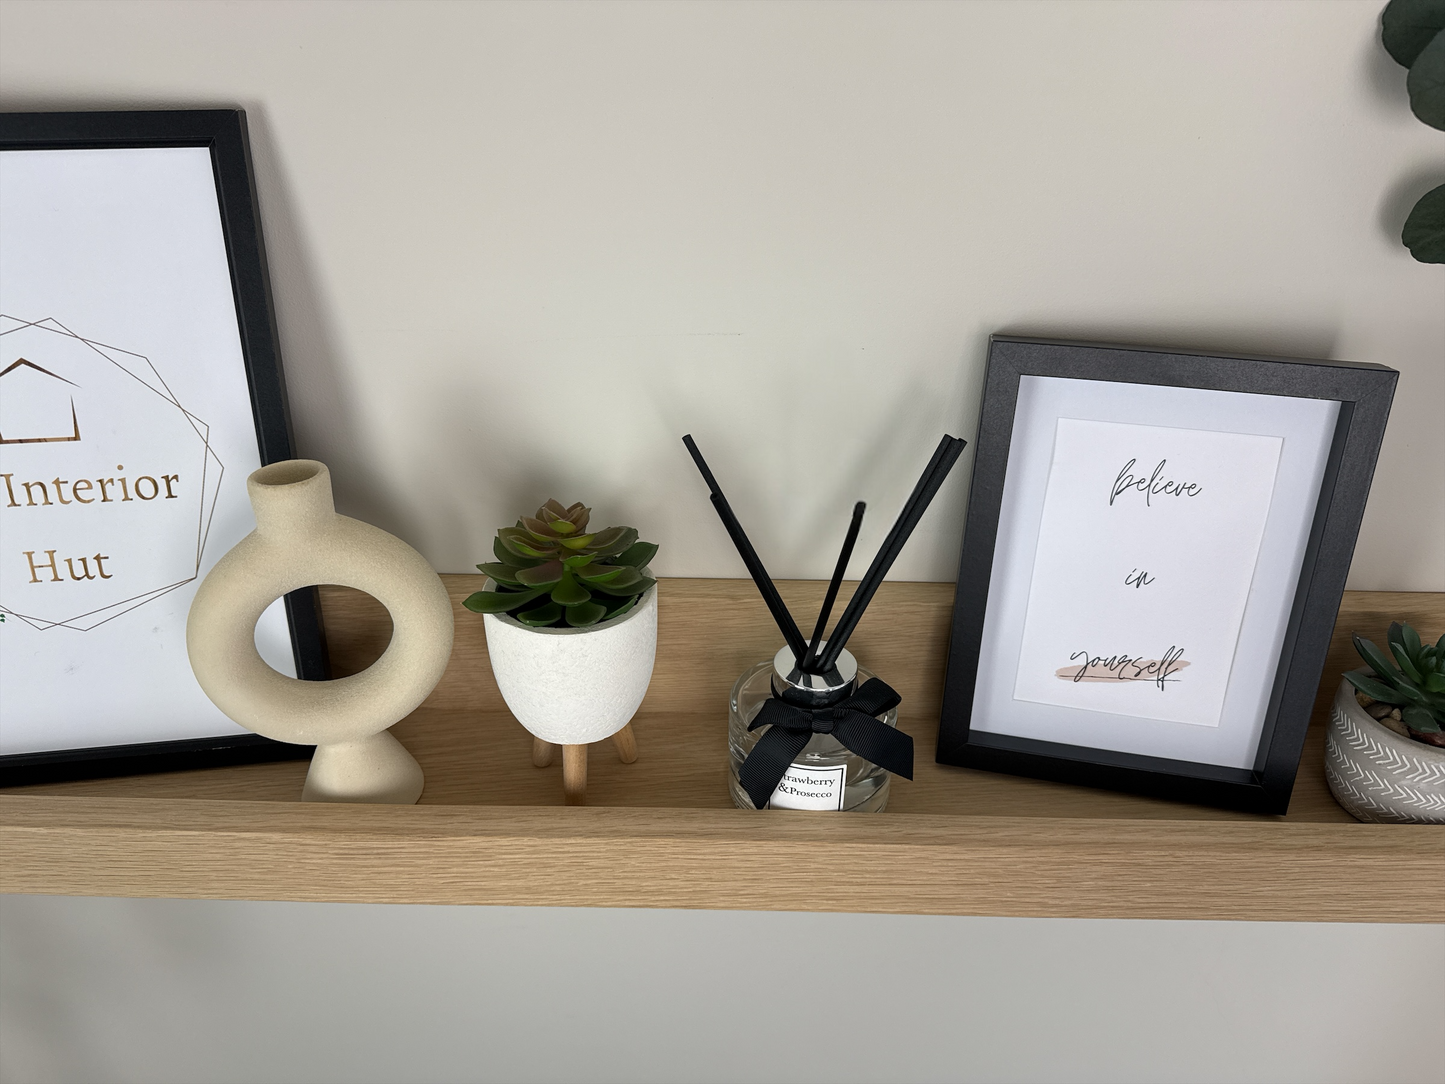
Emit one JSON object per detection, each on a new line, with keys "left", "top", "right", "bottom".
{"left": 1345, "top": 672, "right": 1409, "bottom": 705}
{"left": 614, "top": 541, "right": 659, "bottom": 568}
{"left": 1402, "top": 705, "right": 1444, "bottom": 734}
{"left": 550, "top": 571, "right": 592, "bottom": 607}
{"left": 566, "top": 600, "right": 608, "bottom": 627}
{"left": 561, "top": 554, "right": 595, "bottom": 570}
{"left": 463, "top": 585, "right": 549, "bottom": 613}
{"left": 588, "top": 566, "right": 642, "bottom": 594}
{"left": 476, "top": 562, "right": 526, "bottom": 586}
{"left": 493, "top": 536, "right": 541, "bottom": 568}
{"left": 595, "top": 573, "right": 655, "bottom": 598}
{"left": 575, "top": 566, "right": 627, "bottom": 586}
{"left": 1397, "top": 621, "right": 1423, "bottom": 658}
{"left": 516, "top": 560, "right": 565, "bottom": 587}
{"left": 1407, "top": 31, "right": 1445, "bottom": 129}
{"left": 1353, "top": 635, "right": 1404, "bottom": 685}
{"left": 498, "top": 527, "right": 551, "bottom": 560}
{"left": 1383, "top": 0, "right": 1445, "bottom": 67}
{"left": 1424, "top": 672, "right": 1445, "bottom": 694}
{"left": 557, "top": 533, "right": 596, "bottom": 551}
{"left": 588, "top": 527, "right": 639, "bottom": 557}
{"left": 600, "top": 594, "right": 639, "bottom": 621}
{"left": 1391, "top": 641, "right": 1425, "bottom": 684}
{"left": 517, "top": 601, "right": 563, "bottom": 627}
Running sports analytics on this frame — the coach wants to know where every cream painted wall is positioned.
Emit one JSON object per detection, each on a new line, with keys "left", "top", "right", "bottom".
{"left": 1, "top": 0, "right": 1441, "bottom": 589}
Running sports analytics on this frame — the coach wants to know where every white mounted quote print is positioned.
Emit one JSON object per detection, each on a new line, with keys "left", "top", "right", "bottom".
{"left": 1012, "top": 418, "right": 1283, "bottom": 729}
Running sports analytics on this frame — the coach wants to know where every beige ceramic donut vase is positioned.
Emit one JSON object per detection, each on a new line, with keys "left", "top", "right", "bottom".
{"left": 187, "top": 460, "right": 454, "bottom": 803}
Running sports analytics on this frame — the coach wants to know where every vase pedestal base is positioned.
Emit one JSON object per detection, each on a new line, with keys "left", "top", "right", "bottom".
{"left": 531, "top": 723, "right": 638, "bottom": 806}
{"left": 302, "top": 729, "right": 425, "bottom": 805}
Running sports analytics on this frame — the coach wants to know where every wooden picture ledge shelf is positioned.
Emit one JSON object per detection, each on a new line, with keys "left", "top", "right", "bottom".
{"left": 3, "top": 579, "right": 1441, "bottom": 921}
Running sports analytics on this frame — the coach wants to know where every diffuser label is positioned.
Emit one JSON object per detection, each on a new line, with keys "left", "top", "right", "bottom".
{"left": 767, "top": 763, "right": 847, "bottom": 810}
{"left": 1012, "top": 418, "right": 1281, "bottom": 728}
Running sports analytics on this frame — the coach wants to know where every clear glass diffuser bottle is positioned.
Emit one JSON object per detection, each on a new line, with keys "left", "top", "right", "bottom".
{"left": 728, "top": 643, "right": 899, "bottom": 811}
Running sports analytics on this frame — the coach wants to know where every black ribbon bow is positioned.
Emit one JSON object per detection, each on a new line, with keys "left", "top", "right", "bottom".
{"left": 738, "top": 677, "right": 911, "bottom": 810}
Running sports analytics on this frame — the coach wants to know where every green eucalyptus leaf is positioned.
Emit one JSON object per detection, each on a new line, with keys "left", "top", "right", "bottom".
{"left": 550, "top": 571, "right": 592, "bottom": 607}
{"left": 476, "top": 562, "right": 525, "bottom": 585}
{"left": 463, "top": 586, "right": 548, "bottom": 614}
{"left": 565, "top": 600, "right": 608, "bottom": 627}
{"left": 1345, "top": 672, "right": 1409, "bottom": 704}
{"left": 1407, "top": 31, "right": 1445, "bottom": 129}
{"left": 516, "top": 560, "right": 565, "bottom": 587}
{"left": 614, "top": 541, "right": 659, "bottom": 568}
{"left": 1403, "top": 185, "right": 1445, "bottom": 263}
{"left": 1383, "top": 0, "right": 1445, "bottom": 67}
{"left": 1402, "top": 705, "right": 1444, "bottom": 733}
{"left": 517, "top": 601, "right": 563, "bottom": 627}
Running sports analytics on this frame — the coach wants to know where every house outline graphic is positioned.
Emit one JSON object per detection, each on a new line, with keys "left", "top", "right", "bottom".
{"left": 0, "top": 358, "right": 82, "bottom": 444}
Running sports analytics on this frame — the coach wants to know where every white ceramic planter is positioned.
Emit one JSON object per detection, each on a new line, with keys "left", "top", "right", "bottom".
{"left": 483, "top": 581, "right": 657, "bottom": 746}
{"left": 1325, "top": 673, "right": 1445, "bottom": 823}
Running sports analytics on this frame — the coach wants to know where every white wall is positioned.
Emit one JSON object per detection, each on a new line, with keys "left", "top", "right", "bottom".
{"left": 3, "top": 895, "right": 1443, "bottom": 1084}
{"left": 1, "top": 0, "right": 1440, "bottom": 588}
{"left": 2, "top": 5, "right": 1443, "bottom": 1082}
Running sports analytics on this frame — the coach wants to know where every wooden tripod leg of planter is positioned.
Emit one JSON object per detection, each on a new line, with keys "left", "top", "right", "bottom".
{"left": 531, "top": 737, "right": 554, "bottom": 767}
{"left": 562, "top": 744, "right": 587, "bottom": 805}
{"left": 611, "top": 723, "right": 638, "bottom": 764}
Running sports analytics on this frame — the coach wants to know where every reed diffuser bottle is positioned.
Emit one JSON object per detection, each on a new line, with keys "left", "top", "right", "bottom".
{"left": 684, "top": 433, "right": 966, "bottom": 812}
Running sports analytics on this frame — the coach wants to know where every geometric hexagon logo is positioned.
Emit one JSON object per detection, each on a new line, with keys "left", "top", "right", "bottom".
{"left": 0, "top": 314, "right": 224, "bottom": 631}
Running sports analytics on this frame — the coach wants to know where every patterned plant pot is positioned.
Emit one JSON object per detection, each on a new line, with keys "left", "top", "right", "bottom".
{"left": 1324, "top": 673, "right": 1445, "bottom": 823}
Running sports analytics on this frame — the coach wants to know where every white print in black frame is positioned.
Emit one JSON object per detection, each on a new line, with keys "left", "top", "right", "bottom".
{"left": 1013, "top": 418, "right": 1282, "bottom": 728}
{"left": 937, "top": 337, "right": 1397, "bottom": 815}
{"left": 0, "top": 111, "right": 326, "bottom": 785}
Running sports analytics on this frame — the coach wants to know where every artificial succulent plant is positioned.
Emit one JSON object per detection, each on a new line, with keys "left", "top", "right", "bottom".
{"left": 1346, "top": 621, "right": 1445, "bottom": 747}
{"left": 463, "top": 500, "right": 657, "bottom": 628}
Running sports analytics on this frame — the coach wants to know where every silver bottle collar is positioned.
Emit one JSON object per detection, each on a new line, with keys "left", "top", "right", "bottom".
{"left": 771, "top": 642, "right": 858, "bottom": 707}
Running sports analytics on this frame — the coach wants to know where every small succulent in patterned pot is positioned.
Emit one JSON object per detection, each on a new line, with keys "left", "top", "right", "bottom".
{"left": 1325, "top": 622, "right": 1445, "bottom": 823}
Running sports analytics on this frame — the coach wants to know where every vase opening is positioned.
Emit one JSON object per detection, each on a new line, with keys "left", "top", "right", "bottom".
{"left": 247, "top": 459, "right": 335, "bottom": 534}
{"left": 253, "top": 460, "right": 324, "bottom": 487}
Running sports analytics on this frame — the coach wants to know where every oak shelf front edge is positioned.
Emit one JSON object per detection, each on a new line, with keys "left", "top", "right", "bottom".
{"left": 2, "top": 578, "right": 1441, "bottom": 921}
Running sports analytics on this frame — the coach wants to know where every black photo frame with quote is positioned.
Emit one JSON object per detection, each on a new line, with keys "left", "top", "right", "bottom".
{"left": 936, "top": 336, "right": 1397, "bottom": 814}
{"left": 0, "top": 109, "right": 326, "bottom": 785}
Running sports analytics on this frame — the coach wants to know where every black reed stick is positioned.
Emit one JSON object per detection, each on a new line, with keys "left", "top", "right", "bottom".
{"left": 683, "top": 435, "right": 808, "bottom": 661}
{"left": 815, "top": 435, "right": 966, "bottom": 673}
{"left": 798, "top": 501, "right": 866, "bottom": 673}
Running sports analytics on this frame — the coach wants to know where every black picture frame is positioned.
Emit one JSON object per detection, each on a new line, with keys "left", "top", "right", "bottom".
{"left": 0, "top": 109, "right": 326, "bottom": 786}
{"left": 936, "top": 336, "right": 1397, "bottom": 814}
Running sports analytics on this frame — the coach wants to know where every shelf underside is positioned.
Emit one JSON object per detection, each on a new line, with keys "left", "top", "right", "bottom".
{"left": 3, "top": 579, "right": 1441, "bottom": 921}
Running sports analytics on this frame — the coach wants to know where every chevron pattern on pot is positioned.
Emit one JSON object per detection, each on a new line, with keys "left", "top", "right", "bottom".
{"left": 1324, "top": 690, "right": 1445, "bottom": 824}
